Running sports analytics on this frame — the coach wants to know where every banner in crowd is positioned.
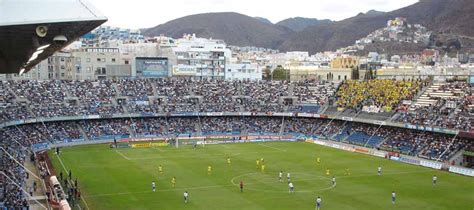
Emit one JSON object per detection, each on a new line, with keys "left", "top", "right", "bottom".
{"left": 32, "top": 143, "right": 49, "bottom": 152}
{"left": 150, "top": 142, "right": 169, "bottom": 147}
{"left": 342, "top": 117, "right": 353, "bottom": 121}
{"left": 296, "top": 113, "right": 321, "bottom": 118}
{"left": 448, "top": 166, "right": 474, "bottom": 177}
{"left": 399, "top": 156, "right": 421, "bottom": 165}
{"left": 390, "top": 156, "right": 400, "bottom": 161}
{"left": 355, "top": 148, "right": 369, "bottom": 154}
{"left": 372, "top": 150, "right": 387, "bottom": 158}
{"left": 420, "top": 160, "right": 443, "bottom": 170}
{"left": 362, "top": 105, "right": 381, "bottom": 113}
{"left": 114, "top": 142, "right": 130, "bottom": 148}
{"left": 131, "top": 143, "right": 151, "bottom": 148}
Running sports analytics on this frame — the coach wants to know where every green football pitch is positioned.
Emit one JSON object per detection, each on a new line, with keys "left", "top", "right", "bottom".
{"left": 49, "top": 142, "right": 474, "bottom": 210}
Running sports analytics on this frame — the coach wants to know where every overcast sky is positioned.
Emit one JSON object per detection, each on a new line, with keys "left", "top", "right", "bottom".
{"left": 88, "top": 0, "right": 419, "bottom": 29}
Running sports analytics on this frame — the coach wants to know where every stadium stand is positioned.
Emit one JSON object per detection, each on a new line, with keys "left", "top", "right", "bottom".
{"left": 395, "top": 81, "right": 473, "bottom": 131}
{"left": 1, "top": 78, "right": 473, "bottom": 208}
{"left": 336, "top": 79, "right": 425, "bottom": 112}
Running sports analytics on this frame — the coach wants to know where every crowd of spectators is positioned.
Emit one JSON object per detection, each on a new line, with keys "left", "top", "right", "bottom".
{"left": 1, "top": 78, "right": 343, "bottom": 123}
{"left": 0, "top": 145, "right": 29, "bottom": 209}
{"left": 336, "top": 79, "right": 425, "bottom": 112}
{"left": 0, "top": 126, "right": 40, "bottom": 209}
{"left": 81, "top": 119, "right": 130, "bottom": 139}
{"left": 65, "top": 80, "right": 116, "bottom": 105}
{"left": 293, "top": 80, "right": 339, "bottom": 105}
{"left": 395, "top": 81, "right": 473, "bottom": 131}
{"left": 116, "top": 79, "right": 153, "bottom": 101}
{"left": 3, "top": 79, "right": 471, "bottom": 134}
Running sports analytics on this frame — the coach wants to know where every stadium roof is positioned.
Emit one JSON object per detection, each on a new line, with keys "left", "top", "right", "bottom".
{"left": 0, "top": 0, "right": 107, "bottom": 74}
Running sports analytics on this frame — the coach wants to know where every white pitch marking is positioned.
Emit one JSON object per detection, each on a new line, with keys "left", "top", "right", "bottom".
{"left": 257, "top": 143, "right": 287, "bottom": 152}
{"left": 220, "top": 144, "right": 231, "bottom": 149}
{"left": 85, "top": 184, "right": 236, "bottom": 198}
{"left": 56, "top": 154, "right": 91, "bottom": 210}
{"left": 115, "top": 150, "right": 131, "bottom": 160}
{"left": 85, "top": 170, "right": 430, "bottom": 198}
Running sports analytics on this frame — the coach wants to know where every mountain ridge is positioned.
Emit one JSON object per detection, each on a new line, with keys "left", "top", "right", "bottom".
{"left": 143, "top": 0, "right": 474, "bottom": 54}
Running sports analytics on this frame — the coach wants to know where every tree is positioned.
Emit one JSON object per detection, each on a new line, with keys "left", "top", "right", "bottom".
{"left": 263, "top": 67, "right": 272, "bottom": 80}
{"left": 271, "top": 66, "right": 288, "bottom": 80}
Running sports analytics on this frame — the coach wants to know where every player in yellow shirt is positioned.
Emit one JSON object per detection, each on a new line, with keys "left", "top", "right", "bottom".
{"left": 261, "top": 164, "right": 265, "bottom": 172}
{"left": 208, "top": 165, "right": 212, "bottom": 175}
{"left": 316, "top": 157, "right": 321, "bottom": 165}
{"left": 171, "top": 177, "right": 176, "bottom": 187}
{"left": 158, "top": 165, "right": 163, "bottom": 174}
{"left": 256, "top": 160, "right": 260, "bottom": 169}
{"left": 326, "top": 168, "right": 331, "bottom": 176}
{"left": 227, "top": 157, "right": 231, "bottom": 166}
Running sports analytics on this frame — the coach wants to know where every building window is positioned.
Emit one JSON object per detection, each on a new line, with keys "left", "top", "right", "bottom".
{"left": 125, "top": 60, "right": 129, "bottom": 64}
{"left": 112, "top": 58, "right": 116, "bottom": 62}
{"left": 97, "top": 58, "right": 101, "bottom": 62}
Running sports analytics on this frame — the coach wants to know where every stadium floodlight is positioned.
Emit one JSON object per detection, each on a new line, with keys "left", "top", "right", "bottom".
{"left": 36, "top": 44, "right": 50, "bottom": 51}
{"left": 19, "top": 68, "right": 25, "bottom": 75}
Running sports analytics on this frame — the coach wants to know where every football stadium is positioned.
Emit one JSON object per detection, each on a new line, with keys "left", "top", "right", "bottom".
{"left": 1, "top": 0, "right": 474, "bottom": 210}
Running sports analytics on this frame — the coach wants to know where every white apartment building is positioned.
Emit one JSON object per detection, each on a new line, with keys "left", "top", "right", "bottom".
{"left": 171, "top": 34, "right": 231, "bottom": 79}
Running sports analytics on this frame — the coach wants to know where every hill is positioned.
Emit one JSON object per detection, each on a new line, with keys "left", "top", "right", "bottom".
{"left": 280, "top": 0, "right": 474, "bottom": 53}
{"left": 276, "top": 17, "right": 333, "bottom": 32}
{"left": 143, "top": 0, "right": 474, "bottom": 54}
{"left": 142, "top": 12, "right": 292, "bottom": 49}
{"left": 253, "top": 17, "right": 273, "bottom": 25}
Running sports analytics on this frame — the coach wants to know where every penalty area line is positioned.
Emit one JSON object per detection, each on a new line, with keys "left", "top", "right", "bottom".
{"left": 115, "top": 150, "right": 131, "bottom": 160}
{"left": 258, "top": 143, "right": 287, "bottom": 152}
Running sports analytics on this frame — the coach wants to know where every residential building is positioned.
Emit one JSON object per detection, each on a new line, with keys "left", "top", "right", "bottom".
{"left": 72, "top": 48, "right": 130, "bottom": 80}
{"left": 225, "top": 62, "right": 262, "bottom": 81}
{"left": 331, "top": 56, "right": 359, "bottom": 69}
{"left": 289, "top": 66, "right": 352, "bottom": 81}
{"left": 170, "top": 34, "right": 231, "bottom": 79}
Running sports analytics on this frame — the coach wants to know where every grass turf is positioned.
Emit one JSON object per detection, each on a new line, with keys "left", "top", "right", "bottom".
{"left": 48, "top": 142, "right": 474, "bottom": 210}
